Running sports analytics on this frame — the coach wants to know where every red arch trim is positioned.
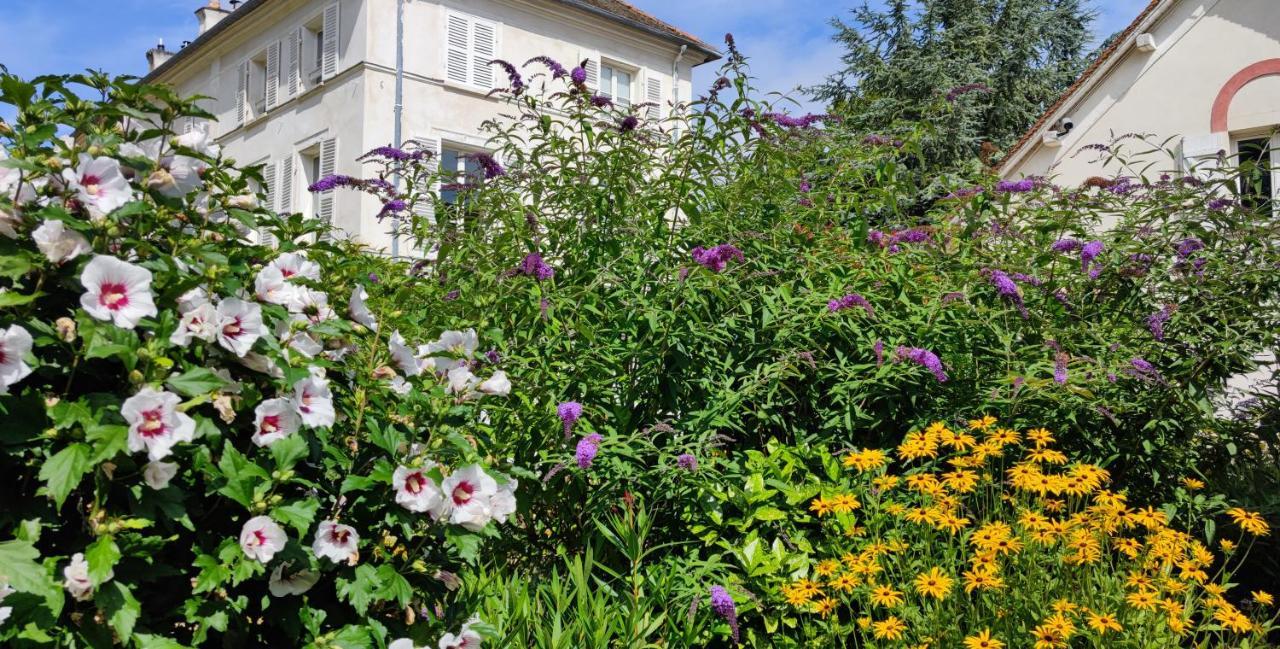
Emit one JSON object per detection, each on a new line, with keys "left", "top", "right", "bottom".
{"left": 1211, "top": 58, "right": 1280, "bottom": 133}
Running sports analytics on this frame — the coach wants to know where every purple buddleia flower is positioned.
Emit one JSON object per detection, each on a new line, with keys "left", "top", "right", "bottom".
{"left": 797, "top": 197, "right": 814, "bottom": 208}
{"left": 308, "top": 174, "right": 360, "bottom": 192}
{"left": 983, "top": 268, "right": 1027, "bottom": 318}
{"left": 895, "top": 346, "right": 948, "bottom": 382}
{"left": 678, "top": 266, "right": 691, "bottom": 282}
{"left": 1011, "top": 272, "right": 1043, "bottom": 287}
{"left": 945, "top": 186, "right": 984, "bottom": 199}
{"left": 1053, "top": 352, "right": 1069, "bottom": 385}
{"left": 619, "top": 115, "right": 639, "bottom": 132}
{"left": 1080, "top": 240, "right": 1105, "bottom": 278}
{"left": 466, "top": 152, "right": 506, "bottom": 179}
{"left": 590, "top": 94, "right": 613, "bottom": 108}
{"left": 570, "top": 65, "right": 587, "bottom": 86}
{"left": 575, "top": 434, "right": 603, "bottom": 469}
{"left": 1051, "top": 238, "right": 1082, "bottom": 253}
{"left": 525, "top": 55, "right": 568, "bottom": 79}
{"left": 1147, "top": 305, "right": 1172, "bottom": 341}
{"left": 377, "top": 199, "right": 408, "bottom": 219}
{"left": 358, "top": 146, "right": 424, "bottom": 162}
{"left": 1208, "top": 197, "right": 1235, "bottom": 211}
{"left": 485, "top": 349, "right": 501, "bottom": 365}
{"left": 1176, "top": 238, "right": 1204, "bottom": 258}
{"left": 517, "top": 252, "right": 555, "bottom": 280}
{"left": 489, "top": 59, "right": 525, "bottom": 93}
{"left": 691, "top": 244, "right": 744, "bottom": 273}
{"left": 995, "top": 178, "right": 1037, "bottom": 193}
{"left": 798, "top": 180, "right": 812, "bottom": 193}
{"left": 942, "top": 291, "right": 965, "bottom": 304}
{"left": 368, "top": 272, "right": 381, "bottom": 284}
{"left": 557, "top": 401, "right": 583, "bottom": 438}
{"left": 827, "top": 293, "right": 874, "bottom": 317}
{"left": 709, "top": 586, "right": 739, "bottom": 644}
{"left": 873, "top": 339, "right": 885, "bottom": 367}
{"left": 443, "top": 289, "right": 460, "bottom": 302}
{"left": 867, "top": 230, "right": 887, "bottom": 246}
{"left": 677, "top": 453, "right": 698, "bottom": 471}
{"left": 540, "top": 297, "right": 550, "bottom": 319}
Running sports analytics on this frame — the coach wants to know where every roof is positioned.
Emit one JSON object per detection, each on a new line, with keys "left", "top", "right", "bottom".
{"left": 998, "top": 0, "right": 1171, "bottom": 172}
{"left": 144, "top": 0, "right": 720, "bottom": 83}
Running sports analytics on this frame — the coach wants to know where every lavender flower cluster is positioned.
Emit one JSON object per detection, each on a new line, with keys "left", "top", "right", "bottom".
{"left": 827, "top": 292, "right": 874, "bottom": 317}
{"left": 895, "top": 346, "right": 948, "bottom": 382}
{"left": 691, "top": 244, "right": 745, "bottom": 273}
{"left": 516, "top": 252, "right": 555, "bottom": 281}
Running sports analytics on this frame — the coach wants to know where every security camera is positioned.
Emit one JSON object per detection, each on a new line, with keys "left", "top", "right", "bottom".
{"left": 1054, "top": 116, "right": 1075, "bottom": 136}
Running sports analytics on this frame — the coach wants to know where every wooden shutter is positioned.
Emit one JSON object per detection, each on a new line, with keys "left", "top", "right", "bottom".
{"left": 236, "top": 60, "right": 249, "bottom": 124}
{"left": 321, "top": 2, "right": 340, "bottom": 80}
{"left": 279, "top": 155, "right": 294, "bottom": 215}
{"left": 580, "top": 50, "right": 599, "bottom": 92}
{"left": 445, "top": 14, "right": 470, "bottom": 85}
{"left": 261, "top": 161, "right": 277, "bottom": 246}
{"left": 317, "top": 138, "right": 337, "bottom": 241}
{"left": 645, "top": 75, "right": 662, "bottom": 120}
{"left": 265, "top": 40, "right": 281, "bottom": 110}
{"left": 472, "top": 20, "right": 496, "bottom": 89}
{"left": 287, "top": 27, "right": 302, "bottom": 96}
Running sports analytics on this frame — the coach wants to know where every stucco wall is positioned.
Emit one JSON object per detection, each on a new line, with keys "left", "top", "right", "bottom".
{"left": 1004, "top": 0, "right": 1280, "bottom": 185}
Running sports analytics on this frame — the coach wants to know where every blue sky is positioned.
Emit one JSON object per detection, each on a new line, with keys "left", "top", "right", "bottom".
{"left": 0, "top": 0, "right": 1151, "bottom": 112}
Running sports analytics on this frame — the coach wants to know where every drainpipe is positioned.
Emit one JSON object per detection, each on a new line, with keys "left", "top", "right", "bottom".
{"left": 670, "top": 44, "right": 687, "bottom": 120}
{"left": 391, "top": 0, "right": 405, "bottom": 258}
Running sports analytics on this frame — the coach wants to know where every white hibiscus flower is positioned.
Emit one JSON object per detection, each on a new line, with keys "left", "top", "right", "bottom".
{"left": 438, "top": 617, "right": 484, "bottom": 649}
{"left": 312, "top": 520, "right": 360, "bottom": 564}
{"left": 142, "top": 460, "right": 179, "bottom": 490}
{"left": 62, "top": 154, "right": 133, "bottom": 218}
{"left": 80, "top": 255, "right": 158, "bottom": 329}
{"left": 438, "top": 465, "right": 499, "bottom": 532}
{"left": 251, "top": 397, "right": 300, "bottom": 447}
{"left": 32, "top": 219, "right": 91, "bottom": 264}
{"left": 392, "top": 465, "right": 445, "bottom": 514}
{"left": 122, "top": 387, "right": 196, "bottom": 461}
{"left": 239, "top": 515, "right": 287, "bottom": 563}
{"left": 0, "top": 324, "right": 34, "bottom": 395}
{"left": 215, "top": 298, "right": 264, "bottom": 357}
{"left": 293, "top": 370, "right": 335, "bottom": 428}
{"left": 348, "top": 284, "right": 378, "bottom": 330}
{"left": 476, "top": 371, "right": 511, "bottom": 397}
{"left": 169, "top": 301, "right": 218, "bottom": 347}
{"left": 268, "top": 252, "right": 321, "bottom": 282}
{"left": 268, "top": 563, "right": 319, "bottom": 597}
{"left": 63, "top": 552, "right": 108, "bottom": 601}
{"left": 389, "top": 331, "right": 424, "bottom": 377}
{"left": 420, "top": 329, "right": 478, "bottom": 373}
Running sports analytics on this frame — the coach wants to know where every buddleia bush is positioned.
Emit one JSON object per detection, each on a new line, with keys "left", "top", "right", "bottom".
{"left": 0, "top": 73, "right": 524, "bottom": 647}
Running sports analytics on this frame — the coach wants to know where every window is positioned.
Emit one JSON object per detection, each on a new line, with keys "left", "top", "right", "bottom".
{"left": 1236, "top": 135, "right": 1276, "bottom": 211}
{"left": 600, "top": 63, "right": 633, "bottom": 106}
{"left": 439, "top": 145, "right": 486, "bottom": 205}
{"left": 444, "top": 12, "right": 497, "bottom": 89}
{"left": 249, "top": 51, "right": 268, "bottom": 116}
{"left": 305, "top": 16, "right": 325, "bottom": 85}
{"left": 300, "top": 148, "right": 323, "bottom": 218}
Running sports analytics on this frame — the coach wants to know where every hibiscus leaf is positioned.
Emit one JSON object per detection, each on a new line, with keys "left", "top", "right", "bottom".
{"left": 271, "top": 499, "right": 320, "bottom": 537}
{"left": 0, "top": 540, "right": 51, "bottom": 595}
{"left": 335, "top": 564, "right": 382, "bottom": 615}
{"left": 165, "top": 368, "right": 227, "bottom": 397}
{"left": 84, "top": 535, "right": 120, "bottom": 586}
{"left": 330, "top": 624, "right": 373, "bottom": 648}
{"left": 191, "top": 554, "right": 228, "bottom": 594}
{"left": 215, "top": 442, "right": 269, "bottom": 509}
{"left": 134, "top": 634, "right": 194, "bottom": 649}
{"left": 38, "top": 442, "right": 91, "bottom": 509}
{"left": 375, "top": 564, "right": 412, "bottom": 608}
{"left": 0, "top": 290, "right": 43, "bottom": 307}
{"left": 85, "top": 424, "right": 128, "bottom": 464}
{"left": 269, "top": 434, "right": 309, "bottom": 471}
{"left": 95, "top": 580, "right": 140, "bottom": 641}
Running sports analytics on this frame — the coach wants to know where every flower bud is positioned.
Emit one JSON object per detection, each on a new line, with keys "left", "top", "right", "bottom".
{"left": 128, "top": 370, "right": 144, "bottom": 385}
{"left": 55, "top": 317, "right": 77, "bottom": 342}
{"left": 87, "top": 145, "right": 103, "bottom": 157}
{"left": 0, "top": 122, "right": 12, "bottom": 137}
{"left": 372, "top": 366, "right": 397, "bottom": 380}
{"left": 146, "top": 169, "right": 177, "bottom": 194}
{"left": 226, "top": 194, "right": 258, "bottom": 210}
{"left": 44, "top": 156, "right": 64, "bottom": 171}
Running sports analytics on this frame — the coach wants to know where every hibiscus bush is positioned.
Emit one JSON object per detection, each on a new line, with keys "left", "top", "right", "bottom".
{"left": 0, "top": 72, "right": 522, "bottom": 647}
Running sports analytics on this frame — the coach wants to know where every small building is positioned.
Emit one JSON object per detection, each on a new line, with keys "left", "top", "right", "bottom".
{"left": 999, "top": 0, "right": 1279, "bottom": 203}
{"left": 144, "top": 0, "right": 718, "bottom": 253}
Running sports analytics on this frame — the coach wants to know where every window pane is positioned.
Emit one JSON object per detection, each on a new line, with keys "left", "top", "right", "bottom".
{"left": 441, "top": 148, "right": 461, "bottom": 204}
{"left": 601, "top": 66, "right": 613, "bottom": 98}
{"left": 616, "top": 70, "right": 631, "bottom": 105}
{"left": 1238, "top": 138, "right": 1273, "bottom": 211}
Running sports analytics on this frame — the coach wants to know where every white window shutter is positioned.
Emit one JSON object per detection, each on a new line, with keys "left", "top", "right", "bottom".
{"left": 279, "top": 155, "right": 294, "bottom": 215}
{"left": 288, "top": 28, "right": 302, "bottom": 96}
{"left": 236, "top": 61, "right": 249, "bottom": 125}
{"left": 445, "top": 14, "right": 470, "bottom": 85}
{"left": 472, "top": 20, "right": 496, "bottom": 89}
{"left": 261, "top": 161, "right": 277, "bottom": 247}
{"left": 1181, "top": 133, "right": 1228, "bottom": 178}
{"left": 321, "top": 2, "right": 340, "bottom": 80}
{"left": 580, "top": 50, "right": 599, "bottom": 91}
{"left": 265, "top": 40, "right": 281, "bottom": 110}
{"left": 182, "top": 117, "right": 195, "bottom": 135}
{"left": 417, "top": 137, "right": 442, "bottom": 259}
{"left": 645, "top": 74, "right": 662, "bottom": 120}
{"left": 317, "top": 138, "right": 337, "bottom": 241}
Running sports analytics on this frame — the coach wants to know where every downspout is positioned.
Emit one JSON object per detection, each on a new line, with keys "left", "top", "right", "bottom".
{"left": 671, "top": 44, "right": 687, "bottom": 113}
{"left": 391, "top": 0, "right": 405, "bottom": 258}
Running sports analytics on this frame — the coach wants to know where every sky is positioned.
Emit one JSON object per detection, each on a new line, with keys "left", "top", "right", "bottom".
{"left": 0, "top": 0, "right": 1152, "bottom": 114}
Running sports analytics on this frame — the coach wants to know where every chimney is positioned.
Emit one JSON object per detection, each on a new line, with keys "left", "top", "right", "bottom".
{"left": 146, "top": 39, "right": 174, "bottom": 72}
{"left": 196, "top": 0, "right": 231, "bottom": 35}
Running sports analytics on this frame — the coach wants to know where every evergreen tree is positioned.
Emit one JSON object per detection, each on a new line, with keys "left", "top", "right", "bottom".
{"left": 811, "top": 0, "right": 1096, "bottom": 168}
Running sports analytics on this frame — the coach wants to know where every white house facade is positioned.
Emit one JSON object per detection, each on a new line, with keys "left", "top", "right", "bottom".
{"left": 1000, "top": 0, "right": 1280, "bottom": 202}
{"left": 145, "top": 0, "right": 718, "bottom": 253}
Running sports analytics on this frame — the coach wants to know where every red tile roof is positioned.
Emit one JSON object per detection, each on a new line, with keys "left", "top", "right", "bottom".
{"left": 998, "top": 0, "right": 1168, "bottom": 172}
{"left": 566, "top": 0, "right": 720, "bottom": 61}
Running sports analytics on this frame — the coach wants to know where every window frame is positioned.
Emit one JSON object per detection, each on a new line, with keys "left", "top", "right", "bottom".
{"left": 599, "top": 61, "right": 635, "bottom": 107}
{"left": 1231, "top": 130, "right": 1279, "bottom": 213}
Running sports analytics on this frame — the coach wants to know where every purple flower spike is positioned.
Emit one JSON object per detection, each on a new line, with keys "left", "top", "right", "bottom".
{"left": 575, "top": 433, "right": 603, "bottom": 469}
{"left": 558, "top": 401, "right": 583, "bottom": 438}
{"left": 691, "top": 244, "right": 744, "bottom": 273}
{"left": 677, "top": 453, "right": 698, "bottom": 471}
{"left": 983, "top": 268, "right": 1027, "bottom": 318}
{"left": 517, "top": 252, "right": 555, "bottom": 281}
{"left": 873, "top": 339, "right": 885, "bottom": 367}
{"left": 995, "top": 178, "right": 1036, "bottom": 193}
{"left": 570, "top": 66, "right": 587, "bottom": 85}
{"left": 709, "top": 586, "right": 739, "bottom": 644}
{"left": 1080, "top": 240, "right": 1105, "bottom": 278}
{"left": 827, "top": 293, "right": 874, "bottom": 317}
{"left": 1147, "top": 305, "right": 1172, "bottom": 341}
{"left": 308, "top": 174, "right": 360, "bottom": 192}
{"left": 895, "top": 346, "right": 948, "bottom": 382}
{"left": 1053, "top": 352, "right": 1069, "bottom": 385}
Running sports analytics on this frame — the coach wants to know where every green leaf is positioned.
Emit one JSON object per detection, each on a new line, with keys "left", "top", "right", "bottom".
{"left": 38, "top": 442, "right": 91, "bottom": 509}
{"left": 0, "top": 540, "right": 50, "bottom": 595}
{"left": 192, "top": 554, "right": 229, "bottom": 594}
{"left": 272, "top": 499, "right": 320, "bottom": 537}
{"left": 95, "top": 581, "right": 141, "bottom": 641}
{"left": 269, "top": 434, "right": 309, "bottom": 471}
{"left": 135, "top": 633, "right": 194, "bottom": 649}
{"left": 165, "top": 367, "right": 228, "bottom": 397}
{"left": 752, "top": 506, "right": 786, "bottom": 522}
{"left": 335, "top": 564, "right": 382, "bottom": 615}
{"left": 0, "top": 290, "right": 42, "bottom": 307}
{"left": 84, "top": 536, "right": 120, "bottom": 586}
{"left": 375, "top": 564, "right": 412, "bottom": 608}
{"left": 85, "top": 424, "right": 128, "bottom": 464}
{"left": 216, "top": 442, "right": 270, "bottom": 508}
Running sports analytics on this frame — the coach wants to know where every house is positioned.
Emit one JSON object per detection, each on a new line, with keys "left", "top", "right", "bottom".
{"left": 144, "top": 0, "right": 719, "bottom": 253}
{"left": 999, "top": 0, "right": 1279, "bottom": 203}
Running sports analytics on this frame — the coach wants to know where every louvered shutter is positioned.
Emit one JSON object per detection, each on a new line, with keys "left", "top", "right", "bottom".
{"left": 265, "top": 41, "right": 281, "bottom": 110}
{"left": 279, "top": 155, "right": 294, "bottom": 215}
{"left": 417, "top": 137, "right": 441, "bottom": 260}
{"left": 182, "top": 117, "right": 195, "bottom": 135}
{"left": 445, "top": 14, "right": 470, "bottom": 85}
{"left": 317, "top": 138, "right": 337, "bottom": 241}
{"left": 580, "top": 50, "right": 599, "bottom": 91}
{"left": 288, "top": 28, "right": 302, "bottom": 96}
{"left": 472, "top": 20, "right": 496, "bottom": 89}
{"left": 236, "top": 60, "right": 249, "bottom": 124}
{"left": 1181, "top": 133, "right": 1228, "bottom": 179}
{"left": 645, "top": 74, "right": 662, "bottom": 120}
{"left": 261, "top": 161, "right": 277, "bottom": 246}
{"left": 321, "top": 3, "right": 340, "bottom": 80}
